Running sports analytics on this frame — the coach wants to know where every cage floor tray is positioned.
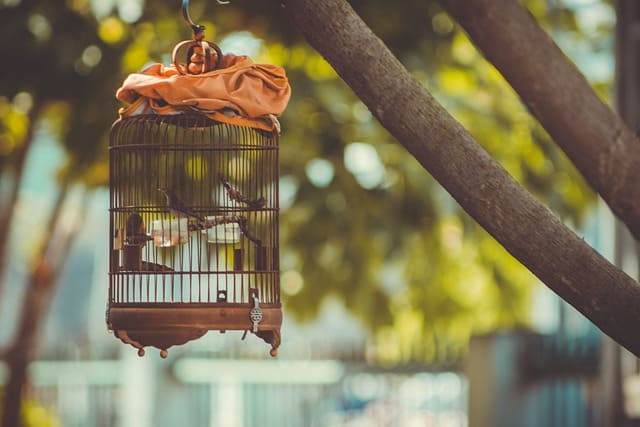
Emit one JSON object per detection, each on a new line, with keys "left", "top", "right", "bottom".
{"left": 108, "top": 304, "right": 282, "bottom": 357}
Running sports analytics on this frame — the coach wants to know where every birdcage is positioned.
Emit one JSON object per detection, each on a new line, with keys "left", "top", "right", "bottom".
{"left": 107, "top": 1, "right": 288, "bottom": 358}
{"left": 108, "top": 114, "right": 281, "bottom": 357}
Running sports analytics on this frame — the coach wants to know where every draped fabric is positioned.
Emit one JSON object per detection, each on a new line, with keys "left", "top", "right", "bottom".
{"left": 116, "top": 54, "right": 291, "bottom": 132}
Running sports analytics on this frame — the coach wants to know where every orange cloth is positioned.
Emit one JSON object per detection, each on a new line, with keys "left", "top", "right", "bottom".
{"left": 116, "top": 54, "right": 290, "bottom": 132}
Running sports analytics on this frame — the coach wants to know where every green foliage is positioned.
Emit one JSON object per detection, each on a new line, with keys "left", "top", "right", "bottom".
{"left": 0, "top": 389, "right": 60, "bottom": 427}
{"left": 0, "top": 96, "right": 30, "bottom": 170}
{"left": 21, "top": 399, "right": 61, "bottom": 427}
{"left": 268, "top": 0, "right": 602, "bottom": 363}
{"left": 0, "top": 0, "right": 608, "bottom": 363}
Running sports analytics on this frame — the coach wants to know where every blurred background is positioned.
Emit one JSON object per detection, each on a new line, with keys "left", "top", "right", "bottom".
{"left": 0, "top": 0, "right": 637, "bottom": 425}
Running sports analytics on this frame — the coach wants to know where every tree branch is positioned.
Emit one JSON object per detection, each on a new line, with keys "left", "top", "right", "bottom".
{"left": 1, "top": 185, "right": 86, "bottom": 427}
{"left": 281, "top": 0, "right": 640, "bottom": 355}
{"left": 0, "top": 104, "right": 42, "bottom": 298}
{"left": 439, "top": 0, "right": 640, "bottom": 241}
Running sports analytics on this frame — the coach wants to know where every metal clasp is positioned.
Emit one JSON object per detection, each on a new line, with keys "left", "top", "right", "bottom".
{"left": 249, "top": 289, "right": 263, "bottom": 333}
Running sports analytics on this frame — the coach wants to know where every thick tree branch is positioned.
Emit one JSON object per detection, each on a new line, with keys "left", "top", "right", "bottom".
{"left": 439, "top": 0, "right": 640, "bottom": 241}
{"left": 281, "top": 0, "right": 640, "bottom": 355}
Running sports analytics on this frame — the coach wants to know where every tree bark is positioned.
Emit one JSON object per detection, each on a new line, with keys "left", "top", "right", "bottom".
{"left": 439, "top": 0, "right": 640, "bottom": 242}
{"left": 281, "top": 0, "right": 640, "bottom": 355}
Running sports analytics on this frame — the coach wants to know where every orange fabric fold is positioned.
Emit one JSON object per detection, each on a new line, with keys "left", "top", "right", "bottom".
{"left": 116, "top": 54, "right": 290, "bottom": 132}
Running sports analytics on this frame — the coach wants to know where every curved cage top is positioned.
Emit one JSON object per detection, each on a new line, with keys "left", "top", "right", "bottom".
{"left": 110, "top": 114, "right": 279, "bottom": 148}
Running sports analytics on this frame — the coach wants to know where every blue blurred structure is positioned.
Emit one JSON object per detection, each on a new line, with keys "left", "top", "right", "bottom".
{"left": 466, "top": 330, "right": 602, "bottom": 427}
{"left": 464, "top": 194, "right": 639, "bottom": 427}
{"left": 0, "top": 343, "right": 469, "bottom": 427}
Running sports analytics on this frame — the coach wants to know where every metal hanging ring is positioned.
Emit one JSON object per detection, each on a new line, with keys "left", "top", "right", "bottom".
{"left": 172, "top": 39, "right": 223, "bottom": 74}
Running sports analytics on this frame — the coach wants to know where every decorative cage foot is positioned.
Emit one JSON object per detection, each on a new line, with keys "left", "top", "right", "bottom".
{"left": 256, "top": 329, "right": 281, "bottom": 357}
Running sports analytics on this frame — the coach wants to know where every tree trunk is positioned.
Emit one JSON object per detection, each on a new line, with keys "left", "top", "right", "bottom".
{"left": 439, "top": 0, "right": 640, "bottom": 242}
{"left": 281, "top": 0, "right": 640, "bottom": 355}
{"left": 1, "top": 185, "right": 85, "bottom": 427}
{"left": 0, "top": 105, "right": 42, "bottom": 298}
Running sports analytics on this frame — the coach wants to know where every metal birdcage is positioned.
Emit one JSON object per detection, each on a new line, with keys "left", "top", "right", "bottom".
{"left": 107, "top": 112, "right": 282, "bottom": 358}
{"left": 107, "top": 0, "right": 289, "bottom": 358}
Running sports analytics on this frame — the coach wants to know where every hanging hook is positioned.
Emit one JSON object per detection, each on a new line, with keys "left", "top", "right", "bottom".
{"left": 182, "top": 0, "right": 230, "bottom": 39}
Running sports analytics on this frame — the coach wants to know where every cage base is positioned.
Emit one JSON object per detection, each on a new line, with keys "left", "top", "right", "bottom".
{"left": 108, "top": 304, "right": 282, "bottom": 357}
